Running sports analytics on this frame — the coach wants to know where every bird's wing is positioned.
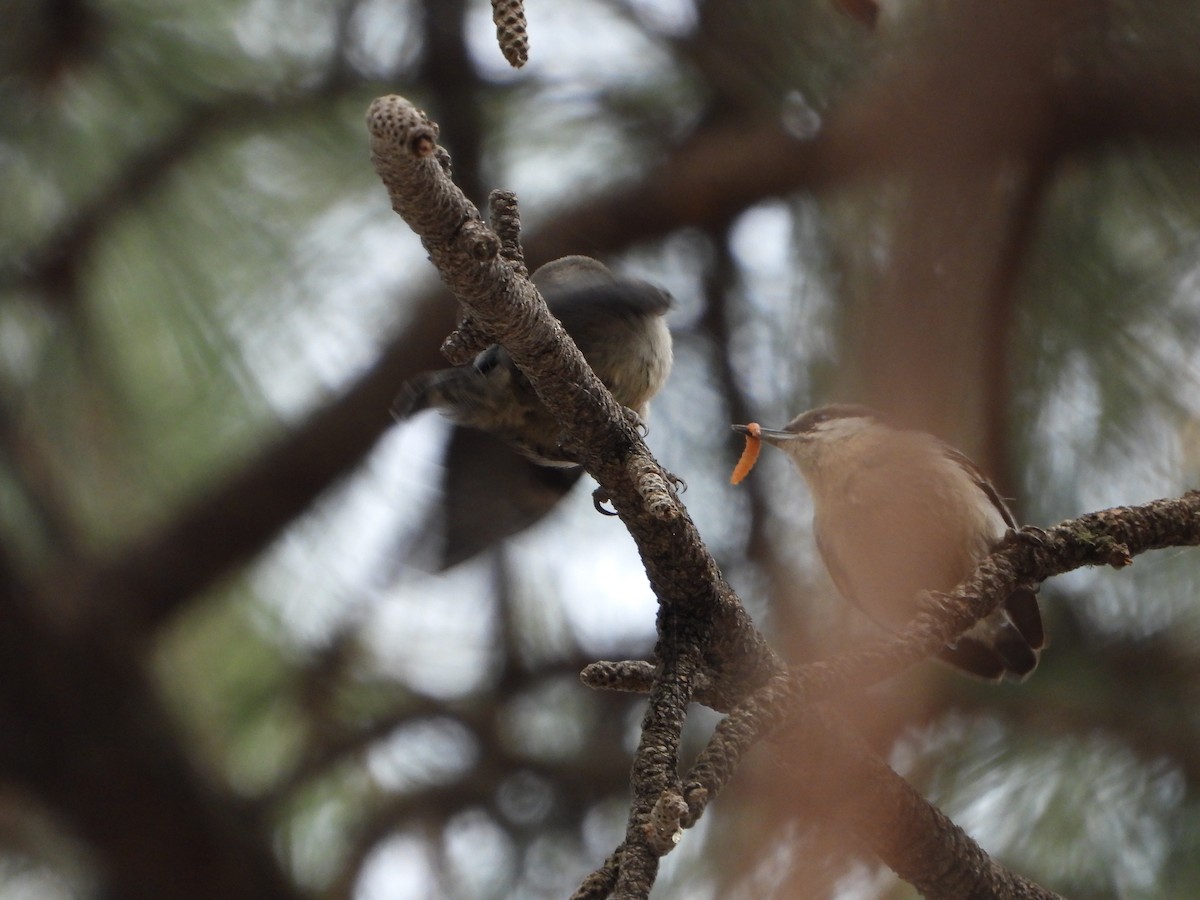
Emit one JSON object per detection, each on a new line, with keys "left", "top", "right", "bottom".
{"left": 941, "top": 444, "right": 1018, "bottom": 529}
{"left": 437, "top": 427, "right": 583, "bottom": 568}
{"left": 941, "top": 442, "right": 1046, "bottom": 650}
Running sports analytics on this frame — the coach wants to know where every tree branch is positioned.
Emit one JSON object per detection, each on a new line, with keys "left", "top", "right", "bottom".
{"left": 585, "top": 493, "right": 1200, "bottom": 897}
{"left": 359, "top": 92, "right": 1110, "bottom": 899}
{"left": 365, "top": 93, "right": 777, "bottom": 898}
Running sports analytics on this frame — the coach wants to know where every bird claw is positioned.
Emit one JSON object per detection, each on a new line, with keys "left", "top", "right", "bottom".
{"left": 592, "top": 487, "right": 620, "bottom": 516}
{"left": 623, "top": 407, "right": 649, "bottom": 437}
{"left": 1008, "top": 525, "right": 1050, "bottom": 549}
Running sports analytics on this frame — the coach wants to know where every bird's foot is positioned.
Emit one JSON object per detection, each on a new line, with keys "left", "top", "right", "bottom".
{"left": 592, "top": 486, "right": 620, "bottom": 516}
{"left": 665, "top": 470, "right": 687, "bottom": 495}
{"left": 622, "top": 407, "right": 649, "bottom": 437}
{"left": 1008, "top": 525, "right": 1050, "bottom": 549}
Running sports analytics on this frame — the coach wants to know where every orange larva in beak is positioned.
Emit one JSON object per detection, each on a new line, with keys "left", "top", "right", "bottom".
{"left": 730, "top": 422, "right": 762, "bottom": 485}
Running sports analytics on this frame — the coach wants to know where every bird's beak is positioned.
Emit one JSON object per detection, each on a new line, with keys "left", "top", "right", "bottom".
{"left": 730, "top": 424, "right": 801, "bottom": 445}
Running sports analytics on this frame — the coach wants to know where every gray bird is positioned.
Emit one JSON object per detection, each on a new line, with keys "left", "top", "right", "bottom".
{"left": 396, "top": 256, "right": 674, "bottom": 567}
{"left": 396, "top": 256, "right": 673, "bottom": 466}
{"left": 734, "top": 404, "right": 1044, "bottom": 681}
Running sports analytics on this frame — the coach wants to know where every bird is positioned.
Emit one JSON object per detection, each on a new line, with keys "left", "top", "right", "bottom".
{"left": 733, "top": 404, "right": 1044, "bottom": 680}
{"left": 395, "top": 255, "right": 674, "bottom": 567}
{"left": 396, "top": 255, "right": 673, "bottom": 466}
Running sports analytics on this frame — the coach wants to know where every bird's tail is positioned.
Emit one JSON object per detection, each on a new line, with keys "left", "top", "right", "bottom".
{"left": 939, "top": 588, "right": 1045, "bottom": 682}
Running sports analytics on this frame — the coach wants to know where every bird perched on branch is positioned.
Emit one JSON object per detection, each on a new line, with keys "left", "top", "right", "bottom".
{"left": 732, "top": 404, "right": 1044, "bottom": 681}
{"left": 395, "top": 255, "right": 674, "bottom": 567}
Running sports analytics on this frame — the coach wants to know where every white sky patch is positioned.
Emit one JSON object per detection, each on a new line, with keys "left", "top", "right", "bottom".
{"left": 354, "top": 834, "right": 441, "bottom": 900}
{"left": 508, "top": 490, "right": 659, "bottom": 655}
{"left": 727, "top": 199, "right": 833, "bottom": 419}
{"left": 346, "top": 0, "right": 419, "bottom": 76}
{"left": 442, "top": 811, "right": 519, "bottom": 896}
{"left": 232, "top": 0, "right": 338, "bottom": 64}
{"left": 251, "top": 421, "right": 445, "bottom": 642}
{"left": 730, "top": 202, "right": 794, "bottom": 278}
{"left": 625, "top": 0, "right": 699, "bottom": 36}
{"left": 366, "top": 717, "right": 480, "bottom": 791}
{"left": 366, "top": 564, "right": 503, "bottom": 698}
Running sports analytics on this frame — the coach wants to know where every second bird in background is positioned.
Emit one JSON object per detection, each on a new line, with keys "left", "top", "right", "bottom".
{"left": 734, "top": 404, "right": 1045, "bottom": 681}
{"left": 395, "top": 255, "right": 674, "bottom": 567}
{"left": 397, "top": 255, "right": 674, "bottom": 466}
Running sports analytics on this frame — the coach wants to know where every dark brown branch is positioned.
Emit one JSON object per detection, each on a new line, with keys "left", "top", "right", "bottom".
{"left": 581, "top": 658, "right": 741, "bottom": 714}
{"left": 571, "top": 852, "right": 620, "bottom": 900}
{"left": 0, "top": 550, "right": 298, "bottom": 899}
{"left": 440, "top": 189, "right": 528, "bottom": 365}
{"left": 489, "top": 189, "right": 527, "bottom": 275}
{"left": 0, "top": 402, "right": 83, "bottom": 562}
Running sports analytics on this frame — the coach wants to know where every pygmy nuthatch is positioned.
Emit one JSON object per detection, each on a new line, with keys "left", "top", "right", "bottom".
{"left": 734, "top": 404, "right": 1044, "bottom": 681}
{"left": 397, "top": 255, "right": 674, "bottom": 467}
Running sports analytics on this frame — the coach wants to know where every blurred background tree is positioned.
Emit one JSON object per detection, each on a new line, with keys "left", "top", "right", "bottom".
{"left": 1, "top": 0, "right": 1199, "bottom": 897}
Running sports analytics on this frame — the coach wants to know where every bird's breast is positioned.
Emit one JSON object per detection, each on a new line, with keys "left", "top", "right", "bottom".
{"left": 591, "top": 315, "right": 673, "bottom": 412}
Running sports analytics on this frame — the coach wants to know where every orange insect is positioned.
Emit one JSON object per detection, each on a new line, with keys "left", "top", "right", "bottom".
{"left": 730, "top": 422, "right": 762, "bottom": 484}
